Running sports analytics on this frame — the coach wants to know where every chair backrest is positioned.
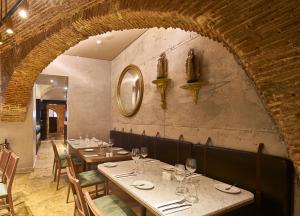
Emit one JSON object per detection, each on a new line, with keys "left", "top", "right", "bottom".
{"left": 4, "top": 152, "right": 19, "bottom": 194}
{"left": 0, "top": 149, "right": 11, "bottom": 174}
{"left": 84, "top": 191, "right": 103, "bottom": 216}
{"left": 66, "top": 167, "right": 89, "bottom": 216}
{"left": 51, "top": 140, "right": 63, "bottom": 167}
{"left": 66, "top": 155, "right": 77, "bottom": 177}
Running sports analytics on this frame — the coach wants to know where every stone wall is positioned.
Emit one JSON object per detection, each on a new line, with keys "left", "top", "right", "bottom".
{"left": 111, "top": 28, "right": 287, "bottom": 157}
{"left": 42, "top": 55, "right": 111, "bottom": 141}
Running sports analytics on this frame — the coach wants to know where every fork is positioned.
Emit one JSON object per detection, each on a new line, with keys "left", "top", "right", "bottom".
{"left": 157, "top": 198, "right": 186, "bottom": 209}
{"left": 225, "top": 183, "right": 236, "bottom": 190}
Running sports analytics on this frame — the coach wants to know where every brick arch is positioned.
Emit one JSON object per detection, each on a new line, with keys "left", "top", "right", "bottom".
{"left": 0, "top": 0, "right": 299, "bottom": 171}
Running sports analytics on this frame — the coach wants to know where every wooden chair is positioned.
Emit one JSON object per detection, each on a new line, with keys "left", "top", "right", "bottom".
{"left": 66, "top": 155, "right": 106, "bottom": 203}
{"left": 0, "top": 149, "right": 11, "bottom": 182}
{"left": 0, "top": 152, "right": 19, "bottom": 216}
{"left": 52, "top": 140, "right": 81, "bottom": 190}
{"left": 67, "top": 167, "right": 136, "bottom": 216}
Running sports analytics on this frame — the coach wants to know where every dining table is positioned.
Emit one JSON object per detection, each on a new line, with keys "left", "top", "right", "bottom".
{"left": 67, "top": 139, "right": 132, "bottom": 170}
{"left": 98, "top": 159, "right": 254, "bottom": 216}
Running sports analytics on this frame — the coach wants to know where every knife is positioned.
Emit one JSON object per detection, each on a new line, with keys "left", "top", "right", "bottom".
{"left": 162, "top": 204, "right": 192, "bottom": 212}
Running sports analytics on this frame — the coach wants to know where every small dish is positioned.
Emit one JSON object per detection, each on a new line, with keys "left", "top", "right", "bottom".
{"left": 113, "top": 147, "right": 123, "bottom": 151}
{"left": 214, "top": 183, "right": 241, "bottom": 194}
{"left": 68, "top": 139, "right": 76, "bottom": 141}
{"left": 102, "top": 162, "right": 117, "bottom": 167}
{"left": 132, "top": 180, "right": 154, "bottom": 190}
{"left": 84, "top": 148, "right": 94, "bottom": 152}
{"left": 117, "top": 150, "right": 129, "bottom": 155}
{"left": 161, "top": 165, "right": 175, "bottom": 171}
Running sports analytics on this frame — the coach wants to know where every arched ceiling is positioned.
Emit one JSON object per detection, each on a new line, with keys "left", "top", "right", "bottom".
{"left": 0, "top": 0, "right": 299, "bottom": 172}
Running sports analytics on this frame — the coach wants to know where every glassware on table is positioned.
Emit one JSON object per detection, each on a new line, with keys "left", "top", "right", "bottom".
{"left": 131, "top": 148, "right": 140, "bottom": 174}
{"left": 186, "top": 180, "right": 199, "bottom": 203}
{"left": 141, "top": 147, "right": 148, "bottom": 159}
{"left": 186, "top": 158, "right": 197, "bottom": 174}
{"left": 174, "top": 164, "right": 186, "bottom": 195}
{"left": 98, "top": 141, "right": 104, "bottom": 155}
{"left": 140, "top": 147, "right": 148, "bottom": 174}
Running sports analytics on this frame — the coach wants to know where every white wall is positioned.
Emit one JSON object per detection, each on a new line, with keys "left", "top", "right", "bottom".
{"left": 42, "top": 55, "right": 111, "bottom": 141}
{"left": 0, "top": 99, "right": 36, "bottom": 172}
{"left": 111, "top": 28, "right": 287, "bottom": 157}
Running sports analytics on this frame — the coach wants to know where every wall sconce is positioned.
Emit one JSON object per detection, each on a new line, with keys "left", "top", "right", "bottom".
{"left": 18, "top": 0, "right": 29, "bottom": 19}
{"left": 5, "top": 17, "right": 14, "bottom": 34}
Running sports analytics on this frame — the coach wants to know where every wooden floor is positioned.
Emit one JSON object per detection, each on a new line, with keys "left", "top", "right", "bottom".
{"left": 0, "top": 140, "right": 152, "bottom": 216}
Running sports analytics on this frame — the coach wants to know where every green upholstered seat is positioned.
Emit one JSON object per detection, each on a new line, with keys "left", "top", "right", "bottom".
{"left": 0, "top": 183, "right": 7, "bottom": 198}
{"left": 60, "top": 155, "right": 82, "bottom": 168}
{"left": 78, "top": 170, "right": 105, "bottom": 187}
{"left": 93, "top": 195, "right": 137, "bottom": 216}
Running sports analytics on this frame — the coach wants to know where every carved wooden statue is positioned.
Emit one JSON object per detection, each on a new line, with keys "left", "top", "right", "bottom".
{"left": 185, "top": 49, "right": 200, "bottom": 83}
{"left": 157, "top": 52, "right": 168, "bottom": 79}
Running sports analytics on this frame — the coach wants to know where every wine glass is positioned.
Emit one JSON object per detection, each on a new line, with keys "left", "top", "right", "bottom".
{"left": 174, "top": 164, "right": 186, "bottom": 195}
{"left": 131, "top": 148, "right": 140, "bottom": 174}
{"left": 186, "top": 158, "right": 197, "bottom": 175}
{"left": 141, "top": 147, "right": 148, "bottom": 159}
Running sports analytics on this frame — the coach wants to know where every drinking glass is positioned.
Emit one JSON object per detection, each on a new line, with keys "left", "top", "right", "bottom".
{"left": 131, "top": 148, "right": 140, "bottom": 174}
{"left": 186, "top": 158, "right": 197, "bottom": 174}
{"left": 98, "top": 141, "right": 104, "bottom": 155}
{"left": 186, "top": 181, "right": 199, "bottom": 203}
{"left": 141, "top": 147, "right": 148, "bottom": 159}
{"left": 174, "top": 164, "right": 186, "bottom": 195}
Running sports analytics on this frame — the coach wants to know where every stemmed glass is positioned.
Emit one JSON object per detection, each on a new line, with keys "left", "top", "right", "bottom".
{"left": 185, "top": 158, "right": 198, "bottom": 202}
{"left": 141, "top": 147, "right": 148, "bottom": 159}
{"left": 186, "top": 158, "right": 197, "bottom": 175}
{"left": 140, "top": 147, "right": 148, "bottom": 173}
{"left": 131, "top": 148, "right": 140, "bottom": 174}
{"left": 174, "top": 164, "right": 186, "bottom": 195}
{"left": 108, "top": 139, "right": 114, "bottom": 154}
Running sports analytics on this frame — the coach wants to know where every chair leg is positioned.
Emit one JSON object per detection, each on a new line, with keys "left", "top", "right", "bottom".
{"left": 52, "top": 159, "right": 56, "bottom": 174}
{"left": 7, "top": 194, "right": 14, "bottom": 216}
{"left": 95, "top": 184, "right": 98, "bottom": 196}
{"left": 53, "top": 163, "right": 58, "bottom": 182}
{"left": 56, "top": 168, "right": 61, "bottom": 190}
{"left": 66, "top": 184, "right": 70, "bottom": 203}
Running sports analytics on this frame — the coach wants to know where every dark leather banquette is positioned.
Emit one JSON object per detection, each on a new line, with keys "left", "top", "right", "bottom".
{"left": 110, "top": 130, "right": 294, "bottom": 216}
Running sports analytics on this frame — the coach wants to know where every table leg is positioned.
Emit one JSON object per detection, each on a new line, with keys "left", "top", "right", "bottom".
{"left": 141, "top": 206, "right": 146, "bottom": 216}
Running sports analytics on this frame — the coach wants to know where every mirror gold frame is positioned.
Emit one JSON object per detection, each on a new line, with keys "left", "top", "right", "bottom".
{"left": 116, "top": 64, "right": 144, "bottom": 117}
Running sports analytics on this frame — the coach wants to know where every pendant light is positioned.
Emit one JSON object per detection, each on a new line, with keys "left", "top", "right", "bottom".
{"left": 5, "top": 17, "right": 14, "bottom": 34}
{"left": 18, "top": 0, "right": 29, "bottom": 19}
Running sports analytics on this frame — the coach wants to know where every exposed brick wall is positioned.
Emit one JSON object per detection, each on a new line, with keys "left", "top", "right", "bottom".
{"left": 0, "top": 0, "right": 299, "bottom": 173}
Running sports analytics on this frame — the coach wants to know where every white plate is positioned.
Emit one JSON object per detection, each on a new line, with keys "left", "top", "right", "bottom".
{"left": 113, "top": 147, "right": 123, "bottom": 151}
{"left": 84, "top": 148, "right": 94, "bottom": 152}
{"left": 68, "top": 139, "right": 76, "bottom": 141}
{"left": 161, "top": 165, "right": 175, "bottom": 171}
{"left": 117, "top": 150, "right": 129, "bottom": 155}
{"left": 132, "top": 180, "right": 154, "bottom": 190}
{"left": 102, "top": 162, "right": 117, "bottom": 167}
{"left": 214, "top": 183, "right": 241, "bottom": 194}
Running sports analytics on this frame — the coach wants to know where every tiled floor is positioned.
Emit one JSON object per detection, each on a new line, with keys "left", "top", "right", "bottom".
{"left": 0, "top": 140, "right": 146, "bottom": 216}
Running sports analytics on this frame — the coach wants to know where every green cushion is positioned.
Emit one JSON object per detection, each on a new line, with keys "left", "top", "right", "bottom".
{"left": 60, "top": 155, "right": 82, "bottom": 168}
{"left": 78, "top": 170, "right": 105, "bottom": 187}
{"left": 0, "top": 183, "right": 7, "bottom": 197}
{"left": 93, "top": 195, "right": 137, "bottom": 216}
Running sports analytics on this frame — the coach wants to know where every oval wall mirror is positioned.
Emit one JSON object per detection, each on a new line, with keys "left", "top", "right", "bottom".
{"left": 116, "top": 65, "right": 144, "bottom": 117}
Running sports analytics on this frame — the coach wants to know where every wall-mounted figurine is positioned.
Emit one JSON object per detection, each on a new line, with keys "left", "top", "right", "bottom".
{"left": 157, "top": 52, "right": 168, "bottom": 79}
{"left": 185, "top": 49, "right": 200, "bottom": 83}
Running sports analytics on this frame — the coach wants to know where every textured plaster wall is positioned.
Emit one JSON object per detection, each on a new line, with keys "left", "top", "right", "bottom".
{"left": 0, "top": 99, "right": 36, "bottom": 171}
{"left": 42, "top": 55, "right": 111, "bottom": 141}
{"left": 111, "top": 28, "right": 287, "bottom": 157}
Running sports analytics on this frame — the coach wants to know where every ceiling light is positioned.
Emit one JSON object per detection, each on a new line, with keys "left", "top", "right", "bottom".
{"left": 50, "top": 80, "right": 54, "bottom": 83}
{"left": 5, "top": 18, "right": 14, "bottom": 34}
{"left": 64, "top": 87, "right": 68, "bottom": 90}
{"left": 102, "top": 32, "right": 113, "bottom": 40}
{"left": 96, "top": 40, "right": 102, "bottom": 45}
{"left": 19, "top": 0, "right": 29, "bottom": 19}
